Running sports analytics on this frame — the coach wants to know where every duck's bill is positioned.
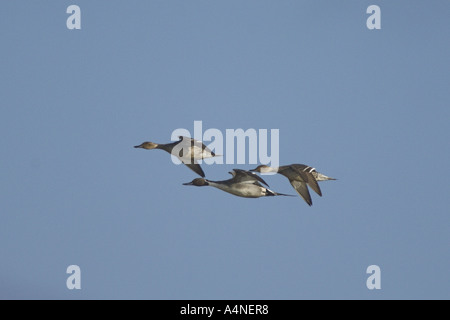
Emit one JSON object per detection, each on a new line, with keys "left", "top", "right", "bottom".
{"left": 182, "top": 181, "right": 194, "bottom": 186}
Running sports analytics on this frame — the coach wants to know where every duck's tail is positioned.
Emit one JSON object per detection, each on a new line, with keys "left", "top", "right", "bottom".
{"left": 314, "top": 172, "right": 337, "bottom": 181}
{"left": 265, "top": 189, "right": 295, "bottom": 197}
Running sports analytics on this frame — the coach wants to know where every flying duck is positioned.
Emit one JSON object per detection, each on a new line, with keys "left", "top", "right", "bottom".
{"left": 134, "top": 136, "right": 218, "bottom": 177}
{"left": 250, "top": 164, "right": 335, "bottom": 206}
{"left": 183, "top": 169, "right": 293, "bottom": 198}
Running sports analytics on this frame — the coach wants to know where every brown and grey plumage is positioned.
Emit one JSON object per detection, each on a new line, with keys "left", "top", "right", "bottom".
{"left": 183, "top": 169, "right": 293, "bottom": 198}
{"left": 250, "top": 164, "right": 336, "bottom": 206}
{"left": 134, "top": 136, "right": 219, "bottom": 177}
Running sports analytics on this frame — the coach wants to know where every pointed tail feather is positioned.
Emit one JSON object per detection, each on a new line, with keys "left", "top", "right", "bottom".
{"left": 265, "top": 189, "right": 296, "bottom": 197}
{"left": 274, "top": 192, "right": 296, "bottom": 197}
{"left": 314, "top": 172, "right": 336, "bottom": 181}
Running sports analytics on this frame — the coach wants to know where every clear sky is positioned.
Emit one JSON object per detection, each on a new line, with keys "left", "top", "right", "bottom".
{"left": 1, "top": 1, "right": 449, "bottom": 300}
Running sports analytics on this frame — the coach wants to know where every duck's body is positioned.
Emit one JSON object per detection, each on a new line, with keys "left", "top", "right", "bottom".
{"left": 134, "top": 136, "right": 217, "bottom": 177}
{"left": 183, "top": 169, "right": 292, "bottom": 198}
{"left": 251, "top": 164, "right": 335, "bottom": 206}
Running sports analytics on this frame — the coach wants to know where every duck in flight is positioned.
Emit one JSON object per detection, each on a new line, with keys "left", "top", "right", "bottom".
{"left": 250, "top": 164, "right": 336, "bottom": 206}
{"left": 134, "top": 136, "right": 218, "bottom": 177}
{"left": 183, "top": 169, "right": 293, "bottom": 198}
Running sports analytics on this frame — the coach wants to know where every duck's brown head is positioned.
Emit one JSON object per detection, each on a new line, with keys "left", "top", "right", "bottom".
{"left": 250, "top": 165, "right": 274, "bottom": 173}
{"left": 182, "top": 178, "right": 209, "bottom": 187}
{"left": 134, "top": 142, "right": 159, "bottom": 150}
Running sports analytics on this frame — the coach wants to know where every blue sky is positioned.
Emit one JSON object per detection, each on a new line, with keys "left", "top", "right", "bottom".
{"left": 1, "top": 1, "right": 449, "bottom": 299}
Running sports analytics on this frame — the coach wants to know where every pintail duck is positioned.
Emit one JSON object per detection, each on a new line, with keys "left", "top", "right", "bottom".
{"left": 134, "top": 136, "right": 218, "bottom": 177}
{"left": 250, "top": 164, "right": 336, "bottom": 206}
{"left": 183, "top": 169, "right": 293, "bottom": 198}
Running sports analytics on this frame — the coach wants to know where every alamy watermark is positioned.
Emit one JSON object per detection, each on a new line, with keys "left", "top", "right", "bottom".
{"left": 66, "top": 5, "right": 381, "bottom": 31}
{"left": 66, "top": 265, "right": 81, "bottom": 290}
{"left": 366, "top": 265, "right": 381, "bottom": 290}
{"left": 169, "top": 121, "right": 280, "bottom": 170}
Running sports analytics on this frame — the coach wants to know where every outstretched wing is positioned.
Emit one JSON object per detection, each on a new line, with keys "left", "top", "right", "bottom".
{"left": 183, "top": 160, "right": 205, "bottom": 177}
{"left": 291, "top": 166, "right": 322, "bottom": 197}
{"left": 289, "top": 179, "right": 313, "bottom": 206}
{"left": 178, "top": 136, "right": 216, "bottom": 159}
{"left": 230, "top": 169, "right": 270, "bottom": 187}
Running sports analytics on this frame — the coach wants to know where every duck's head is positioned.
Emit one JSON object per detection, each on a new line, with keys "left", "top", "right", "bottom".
{"left": 134, "top": 142, "right": 158, "bottom": 150}
{"left": 250, "top": 165, "right": 274, "bottom": 173}
{"left": 183, "top": 178, "right": 209, "bottom": 187}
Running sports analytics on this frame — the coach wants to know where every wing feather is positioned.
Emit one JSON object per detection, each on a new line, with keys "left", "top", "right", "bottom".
{"left": 184, "top": 161, "right": 205, "bottom": 177}
{"left": 289, "top": 179, "right": 313, "bottom": 206}
{"left": 231, "top": 169, "right": 270, "bottom": 187}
